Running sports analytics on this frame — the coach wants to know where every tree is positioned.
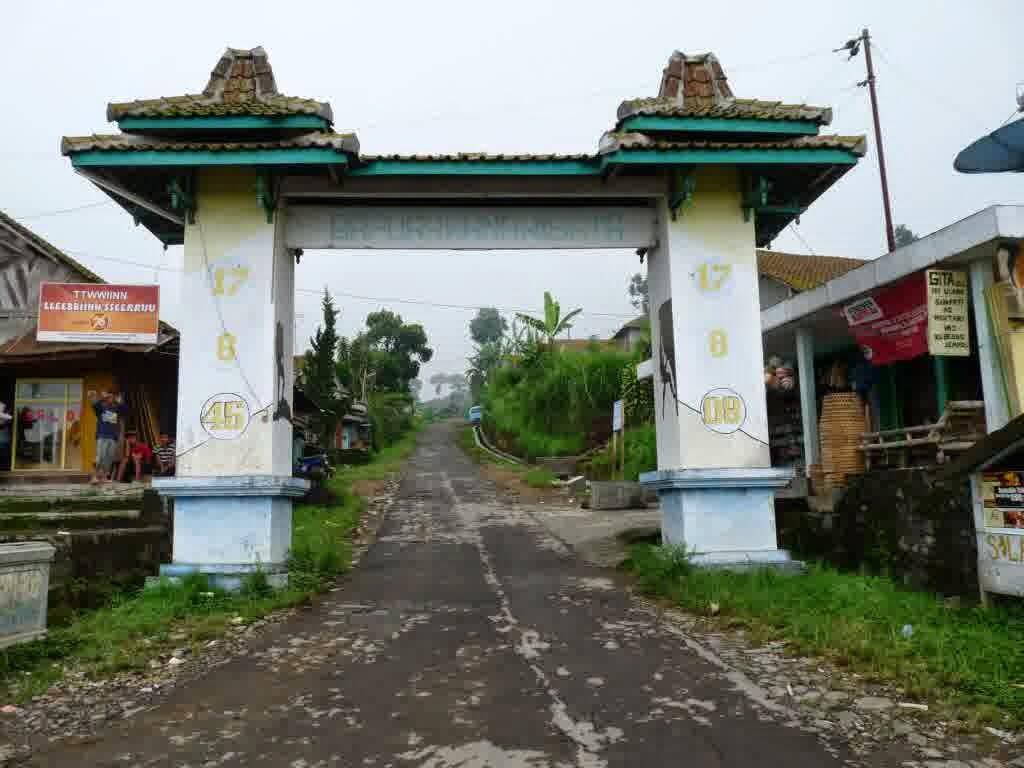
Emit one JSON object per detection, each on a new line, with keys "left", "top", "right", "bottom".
{"left": 628, "top": 272, "right": 649, "bottom": 314}
{"left": 337, "top": 332, "right": 373, "bottom": 401}
{"left": 303, "top": 289, "right": 346, "bottom": 446}
{"left": 515, "top": 291, "right": 583, "bottom": 344}
{"left": 469, "top": 307, "right": 508, "bottom": 346}
{"left": 894, "top": 224, "right": 918, "bottom": 248}
{"left": 430, "top": 372, "right": 467, "bottom": 396}
{"left": 363, "top": 310, "right": 434, "bottom": 393}
{"left": 409, "top": 379, "right": 423, "bottom": 400}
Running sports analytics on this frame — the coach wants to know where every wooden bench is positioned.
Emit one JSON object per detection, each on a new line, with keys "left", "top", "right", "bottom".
{"left": 859, "top": 400, "right": 986, "bottom": 470}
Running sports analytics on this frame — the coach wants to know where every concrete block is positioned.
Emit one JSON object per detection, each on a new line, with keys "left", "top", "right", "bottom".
{"left": 590, "top": 481, "right": 646, "bottom": 510}
{"left": 0, "top": 542, "right": 56, "bottom": 648}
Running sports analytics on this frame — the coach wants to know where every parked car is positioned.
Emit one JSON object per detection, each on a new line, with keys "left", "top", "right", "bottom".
{"left": 468, "top": 405, "right": 483, "bottom": 424}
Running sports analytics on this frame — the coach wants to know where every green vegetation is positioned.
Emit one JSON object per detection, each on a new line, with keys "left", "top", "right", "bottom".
{"left": 584, "top": 424, "right": 657, "bottom": 481}
{"left": 629, "top": 544, "right": 1024, "bottom": 725}
{"left": 0, "top": 426, "right": 421, "bottom": 703}
{"left": 515, "top": 291, "right": 582, "bottom": 345}
{"left": 482, "top": 344, "right": 632, "bottom": 459}
{"left": 523, "top": 467, "right": 556, "bottom": 489}
{"left": 456, "top": 426, "right": 520, "bottom": 469}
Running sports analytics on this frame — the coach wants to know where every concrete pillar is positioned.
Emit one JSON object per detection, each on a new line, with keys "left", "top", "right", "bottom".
{"left": 795, "top": 328, "right": 820, "bottom": 473}
{"left": 969, "top": 259, "right": 1010, "bottom": 432}
{"left": 153, "top": 168, "right": 307, "bottom": 589}
{"left": 641, "top": 167, "right": 794, "bottom": 567}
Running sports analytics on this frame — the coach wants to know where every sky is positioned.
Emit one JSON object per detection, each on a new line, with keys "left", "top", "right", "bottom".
{"left": 2, "top": 1, "right": 1022, "bottom": 392}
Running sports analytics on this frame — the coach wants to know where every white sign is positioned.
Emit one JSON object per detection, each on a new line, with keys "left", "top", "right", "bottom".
{"left": 612, "top": 400, "right": 624, "bottom": 432}
{"left": 927, "top": 269, "right": 970, "bottom": 356}
{"left": 286, "top": 205, "right": 657, "bottom": 250}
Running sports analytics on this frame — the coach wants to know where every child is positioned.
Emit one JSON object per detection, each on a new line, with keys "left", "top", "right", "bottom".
{"left": 117, "top": 431, "right": 152, "bottom": 483}
{"left": 154, "top": 433, "right": 176, "bottom": 476}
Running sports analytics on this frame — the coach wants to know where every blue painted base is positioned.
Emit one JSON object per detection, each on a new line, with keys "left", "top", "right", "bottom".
{"left": 152, "top": 475, "right": 308, "bottom": 591}
{"left": 640, "top": 467, "right": 801, "bottom": 570}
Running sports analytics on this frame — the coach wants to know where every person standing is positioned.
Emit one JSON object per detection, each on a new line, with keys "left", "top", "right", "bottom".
{"left": 89, "top": 390, "right": 127, "bottom": 484}
{"left": 0, "top": 402, "right": 12, "bottom": 472}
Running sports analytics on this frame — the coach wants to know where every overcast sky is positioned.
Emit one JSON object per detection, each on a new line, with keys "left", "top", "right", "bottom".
{"left": 2, "top": 1, "right": 1021, "bottom": 391}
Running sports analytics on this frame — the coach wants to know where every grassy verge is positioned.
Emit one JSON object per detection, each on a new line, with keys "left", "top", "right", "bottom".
{"left": 456, "top": 426, "right": 522, "bottom": 469}
{"left": 0, "top": 425, "right": 422, "bottom": 702}
{"left": 629, "top": 544, "right": 1024, "bottom": 727}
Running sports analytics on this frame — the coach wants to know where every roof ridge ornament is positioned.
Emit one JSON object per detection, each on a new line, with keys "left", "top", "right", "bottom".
{"left": 203, "top": 46, "right": 278, "bottom": 103}
{"left": 659, "top": 51, "right": 734, "bottom": 108}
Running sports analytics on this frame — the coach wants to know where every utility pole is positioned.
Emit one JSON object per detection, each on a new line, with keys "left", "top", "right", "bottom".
{"left": 837, "top": 28, "right": 896, "bottom": 253}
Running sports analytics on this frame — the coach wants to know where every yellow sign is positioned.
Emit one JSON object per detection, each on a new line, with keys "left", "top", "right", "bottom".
{"left": 985, "top": 533, "right": 1024, "bottom": 562}
{"left": 926, "top": 269, "right": 969, "bottom": 356}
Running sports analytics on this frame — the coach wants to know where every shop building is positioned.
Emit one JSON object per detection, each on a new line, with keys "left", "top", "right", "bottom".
{"left": 0, "top": 210, "right": 178, "bottom": 481}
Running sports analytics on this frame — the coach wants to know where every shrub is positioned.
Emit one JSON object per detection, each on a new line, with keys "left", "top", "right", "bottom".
{"left": 523, "top": 467, "right": 556, "bottom": 488}
{"left": 369, "top": 392, "right": 414, "bottom": 448}
{"left": 584, "top": 424, "right": 657, "bottom": 481}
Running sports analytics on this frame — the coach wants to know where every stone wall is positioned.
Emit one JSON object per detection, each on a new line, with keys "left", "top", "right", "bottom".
{"left": 777, "top": 468, "right": 978, "bottom": 596}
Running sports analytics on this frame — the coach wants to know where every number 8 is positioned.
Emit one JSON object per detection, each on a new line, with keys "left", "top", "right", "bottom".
{"left": 710, "top": 330, "right": 728, "bottom": 358}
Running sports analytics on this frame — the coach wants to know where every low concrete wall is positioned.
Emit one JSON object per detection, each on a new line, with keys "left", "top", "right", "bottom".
{"left": 590, "top": 481, "right": 646, "bottom": 511}
{"left": 0, "top": 489, "right": 170, "bottom": 622}
{"left": 777, "top": 468, "right": 977, "bottom": 596}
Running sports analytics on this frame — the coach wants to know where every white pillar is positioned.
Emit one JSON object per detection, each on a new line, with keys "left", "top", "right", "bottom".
{"left": 970, "top": 259, "right": 1010, "bottom": 432}
{"left": 153, "top": 168, "right": 306, "bottom": 589}
{"left": 642, "top": 167, "right": 793, "bottom": 567}
{"left": 795, "top": 327, "right": 820, "bottom": 471}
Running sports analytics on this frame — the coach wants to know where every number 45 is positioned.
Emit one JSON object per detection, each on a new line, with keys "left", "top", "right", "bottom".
{"left": 202, "top": 400, "right": 245, "bottom": 431}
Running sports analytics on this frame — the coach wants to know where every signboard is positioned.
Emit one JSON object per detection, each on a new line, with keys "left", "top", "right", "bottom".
{"left": 976, "top": 472, "right": 1024, "bottom": 598}
{"left": 612, "top": 400, "right": 624, "bottom": 432}
{"left": 981, "top": 471, "right": 1024, "bottom": 530}
{"left": 926, "top": 269, "right": 970, "bottom": 356}
{"left": 840, "top": 274, "right": 928, "bottom": 365}
{"left": 285, "top": 205, "right": 657, "bottom": 250}
{"left": 37, "top": 283, "right": 159, "bottom": 344}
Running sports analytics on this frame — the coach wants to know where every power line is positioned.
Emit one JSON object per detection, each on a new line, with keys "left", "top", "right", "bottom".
{"left": 787, "top": 223, "right": 817, "bottom": 256}
{"left": 9, "top": 200, "right": 112, "bottom": 221}
{"left": 293, "top": 286, "right": 637, "bottom": 320}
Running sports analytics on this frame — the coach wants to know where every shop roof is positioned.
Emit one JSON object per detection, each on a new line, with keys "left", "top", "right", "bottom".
{"left": 0, "top": 210, "right": 103, "bottom": 284}
{"left": 0, "top": 323, "right": 177, "bottom": 361}
{"left": 106, "top": 47, "right": 333, "bottom": 123}
{"left": 756, "top": 249, "right": 866, "bottom": 292}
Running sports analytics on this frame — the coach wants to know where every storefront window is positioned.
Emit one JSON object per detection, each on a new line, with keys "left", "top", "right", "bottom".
{"left": 12, "top": 379, "right": 83, "bottom": 471}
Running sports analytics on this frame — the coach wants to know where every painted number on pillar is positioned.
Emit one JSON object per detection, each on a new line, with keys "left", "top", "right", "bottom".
{"left": 700, "top": 388, "right": 747, "bottom": 435}
{"left": 709, "top": 329, "right": 728, "bottom": 358}
{"left": 200, "top": 393, "right": 251, "bottom": 440}
{"left": 217, "top": 332, "right": 237, "bottom": 361}
{"left": 697, "top": 263, "right": 732, "bottom": 292}
{"left": 211, "top": 266, "right": 250, "bottom": 296}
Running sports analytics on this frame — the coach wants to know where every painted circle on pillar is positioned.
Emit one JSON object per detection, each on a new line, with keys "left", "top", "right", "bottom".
{"left": 699, "top": 387, "right": 747, "bottom": 434}
{"left": 199, "top": 393, "right": 251, "bottom": 440}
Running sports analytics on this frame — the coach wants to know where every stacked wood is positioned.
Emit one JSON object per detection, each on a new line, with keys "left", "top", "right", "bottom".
{"left": 819, "top": 392, "right": 865, "bottom": 490}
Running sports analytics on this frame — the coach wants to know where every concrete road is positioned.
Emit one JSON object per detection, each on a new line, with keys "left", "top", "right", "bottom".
{"left": 31, "top": 420, "right": 853, "bottom": 767}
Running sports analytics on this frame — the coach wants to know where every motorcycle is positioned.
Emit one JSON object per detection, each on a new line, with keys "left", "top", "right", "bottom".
{"left": 295, "top": 452, "right": 334, "bottom": 481}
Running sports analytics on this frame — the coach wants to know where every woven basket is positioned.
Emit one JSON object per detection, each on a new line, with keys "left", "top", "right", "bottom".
{"left": 819, "top": 392, "right": 865, "bottom": 489}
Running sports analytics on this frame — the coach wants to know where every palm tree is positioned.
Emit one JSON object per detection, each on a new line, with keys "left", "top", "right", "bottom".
{"left": 516, "top": 292, "right": 582, "bottom": 345}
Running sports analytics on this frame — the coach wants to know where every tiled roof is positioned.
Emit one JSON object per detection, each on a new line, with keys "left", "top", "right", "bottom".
{"left": 61, "top": 132, "right": 359, "bottom": 155}
{"left": 106, "top": 47, "right": 333, "bottom": 123}
{"left": 599, "top": 131, "right": 866, "bottom": 155}
{"left": 617, "top": 97, "right": 833, "bottom": 126}
{"left": 756, "top": 249, "right": 866, "bottom": 292}
{"left": 0, "top": 209, "right": 103, "bottom": 283}
{"left": 0, "top": 324, "right": 175, "bottom": 359}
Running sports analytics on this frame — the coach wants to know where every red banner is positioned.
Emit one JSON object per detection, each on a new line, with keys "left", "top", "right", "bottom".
{"left": 840, "top": 274, "right": 928, "bottom": 365}
{"left": 37, "top": 283, "right": 159, "bottom": 344}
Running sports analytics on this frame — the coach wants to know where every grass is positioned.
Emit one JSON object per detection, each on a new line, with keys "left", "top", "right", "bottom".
{"left": 523, "top": 467, "right": 556, "bottom": 489}
{"left": 584, "top": 424, "right": 657, "bottom": 481}
{"left": 0, "top": 424, "right": 422, "bottom": 703}
{"left": 629, "top": 544, "right": 1024, "bottom": 727}
{"left": 456, "top": 426, "right": 522, "bottom": 469}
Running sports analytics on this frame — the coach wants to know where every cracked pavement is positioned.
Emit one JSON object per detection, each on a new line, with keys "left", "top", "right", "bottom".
{"left": 24, "top": 420, "right": 890, "bottom": 766}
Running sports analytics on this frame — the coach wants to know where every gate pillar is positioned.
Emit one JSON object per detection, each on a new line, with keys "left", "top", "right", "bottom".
{"left": 153, "top": 167, "right": 306, "bottom": 589}
{"left": 642, "top": 167, "right": 795, "bottom": 568}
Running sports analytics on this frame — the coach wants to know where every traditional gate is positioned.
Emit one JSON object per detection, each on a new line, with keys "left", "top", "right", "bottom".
{"left": 62, "top": 47, "right": 864, "bottom": 584}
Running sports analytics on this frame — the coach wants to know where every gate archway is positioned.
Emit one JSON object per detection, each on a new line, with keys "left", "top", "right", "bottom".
{"left": 62, "top": 46, "right": 864, "bottom": 584}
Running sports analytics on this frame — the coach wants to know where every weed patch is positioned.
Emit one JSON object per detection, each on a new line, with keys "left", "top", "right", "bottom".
{"left": 628, "top": 544, "right": 1024, "bottom": 726}
{"left": 523, "top": 467, "right": 556, "bottom": 489}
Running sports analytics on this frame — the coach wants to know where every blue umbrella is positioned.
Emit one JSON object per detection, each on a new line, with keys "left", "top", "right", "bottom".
{"left": 955, "top": 116, "right": 1024, "bottom": 173}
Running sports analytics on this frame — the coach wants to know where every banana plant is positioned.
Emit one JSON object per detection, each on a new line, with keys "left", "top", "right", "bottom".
{"left": 515, "top": 292, "right": 582, "bottom": 345}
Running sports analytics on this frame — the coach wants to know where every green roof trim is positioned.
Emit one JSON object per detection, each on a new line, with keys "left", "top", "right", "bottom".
{"left": 349, "top": 159, "right": 602, "bottom": 176}
{"left": 118, "top": 115, "right": 329, "bottom": 131}
{"left": 70, "top": 149, "right": 351, "bottom": 167}
{"left": 602, "top": 148, "right": 859, "bottom": 167}
{"left": 619, "top": 116, "right": 819, "bottom": 136}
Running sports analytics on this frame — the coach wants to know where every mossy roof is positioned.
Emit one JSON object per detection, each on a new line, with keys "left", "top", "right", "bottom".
{"left": 61, "top": 132, "right": 359, "bottom": 155}
{"left": 599, "top": 132, "right": 866, "bottom": 155}
{"left": 617, "top": 97, "right": 833, "bottom": 126}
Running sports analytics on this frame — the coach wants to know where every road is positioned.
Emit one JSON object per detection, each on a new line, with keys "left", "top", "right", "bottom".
{"left": 30, "top": 420, "right": 855, "bottom": 767}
